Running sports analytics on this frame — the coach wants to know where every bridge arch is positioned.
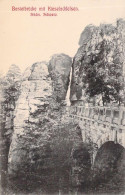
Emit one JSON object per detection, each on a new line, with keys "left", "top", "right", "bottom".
{"left": 92, "top": 141, "right": 125, "bottom": 188}
{"left": 67, "top": 105, "right": 125, "bottom": 148}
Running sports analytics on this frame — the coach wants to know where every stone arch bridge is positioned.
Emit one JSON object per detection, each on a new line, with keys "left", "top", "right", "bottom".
{"left": 66, "top": 105, "right": 125, "bottom": 163}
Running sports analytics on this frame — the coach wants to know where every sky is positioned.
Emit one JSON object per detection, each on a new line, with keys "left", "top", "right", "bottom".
{"left": 0, "top": 0, "right": 125, "bottom": 74}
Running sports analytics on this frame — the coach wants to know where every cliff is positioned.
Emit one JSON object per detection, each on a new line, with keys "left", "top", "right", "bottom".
{"left": 7, "top": 59, "right": 85, "bottom": 193}
{"left": 70, "top": 19, "right": 125, "bottom": 106}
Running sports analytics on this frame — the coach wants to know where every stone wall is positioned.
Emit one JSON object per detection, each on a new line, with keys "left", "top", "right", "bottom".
{"left": 68, "top": 105, "right": 125, "bottom": 162}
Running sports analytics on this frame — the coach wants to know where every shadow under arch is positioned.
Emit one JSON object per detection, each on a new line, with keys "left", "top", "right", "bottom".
{"left": 91, "top": 141, "right": 125, "bottom": 193}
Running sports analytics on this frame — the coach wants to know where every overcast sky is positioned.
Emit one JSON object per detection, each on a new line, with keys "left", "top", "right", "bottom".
{"left": 0, "top": 0, "right": 125, "bottom": 74}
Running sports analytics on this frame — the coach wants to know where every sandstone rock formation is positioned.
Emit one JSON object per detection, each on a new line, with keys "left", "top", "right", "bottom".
{"left": 7, "top": 60, "right": 85, "bottom": 193}
{"left": 69, "top": 19, "right": 125, "bottom": 194}
{"left": 48, "top": 54, "right": 72, "bottom": 102}
{"left": 0, "top": 64, "right": 21, "bottom": 141}
{"left": 8, "top": 62, "right": 53, "bottom": 174}
{"left": 70, "top": 19, "right": 125, "bottom": 106}
{"left": 1, "top": 19, "right": 125, "bottom": 194}
{"left": 8, "top": 57, "right": 73, "bottom": 174}
{"left": 0, "top": 65, "right": 22, "bottom": 193}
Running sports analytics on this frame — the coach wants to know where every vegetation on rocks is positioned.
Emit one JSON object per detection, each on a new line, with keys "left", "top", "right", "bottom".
{"left": 70, "top": 19, "right": 125, "bottom": 106}
{"left": 0, "top": 65, "right": 22, "bottom": 194}
{"left": 0, "top": 19, "right": 125, "bottom": 195}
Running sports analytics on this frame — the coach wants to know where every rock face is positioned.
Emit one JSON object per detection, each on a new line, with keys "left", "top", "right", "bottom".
{"left": 4, "top": 65, "right": 22, "bottom": 144}
{"left": 48, "top": 54, "right": 72, "bottom": 102}
{"left": 8, "top": 62, "right": 53, "bottom": 174}
{"left": 70, "top": 19, "right": 125, "bottom": 105}
{"left": 8, "top": 60, "right": 85, "bottom": 193}
{"left": 0, "top": 65, "right": 21, "bottom": 193}
{"left": 8, "top": 56, "right": 73, "bottom": 175}
{"left": 8, "top": 62, "right": 61, "bottom": 192}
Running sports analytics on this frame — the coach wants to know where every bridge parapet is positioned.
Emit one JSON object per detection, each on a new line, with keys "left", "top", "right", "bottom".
{"left": 66, "top": 106, "right": 125, "bottom": 149}
{"left": 67, "top": 106, "right": 125, "bottom": 126}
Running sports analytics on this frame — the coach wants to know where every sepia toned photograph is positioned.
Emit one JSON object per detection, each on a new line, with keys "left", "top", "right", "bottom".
{"left": 0, "top": 0, "right": 125, "bottom": 194}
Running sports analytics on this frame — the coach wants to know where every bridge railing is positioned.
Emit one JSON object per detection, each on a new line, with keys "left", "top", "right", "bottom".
{"left": 66, "top": 106, "right": 125, "bottom": 127}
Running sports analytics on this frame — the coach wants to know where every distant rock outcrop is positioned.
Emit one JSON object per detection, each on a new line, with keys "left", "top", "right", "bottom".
{"left": 48, "top": 54, "right": 72, "bottom": 102}
{"left": 4, "top": 65, "right": 22, "bottom": 142}
{"left": 0, "top": 64, "right": 22, "bottom": 151}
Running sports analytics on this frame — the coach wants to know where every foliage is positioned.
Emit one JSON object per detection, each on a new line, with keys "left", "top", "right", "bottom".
{"left": 0, "top": 65, "right": 22, "bottom": 194}
{"left": 81, "top": 37, "right": 124, "bottom": 105}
